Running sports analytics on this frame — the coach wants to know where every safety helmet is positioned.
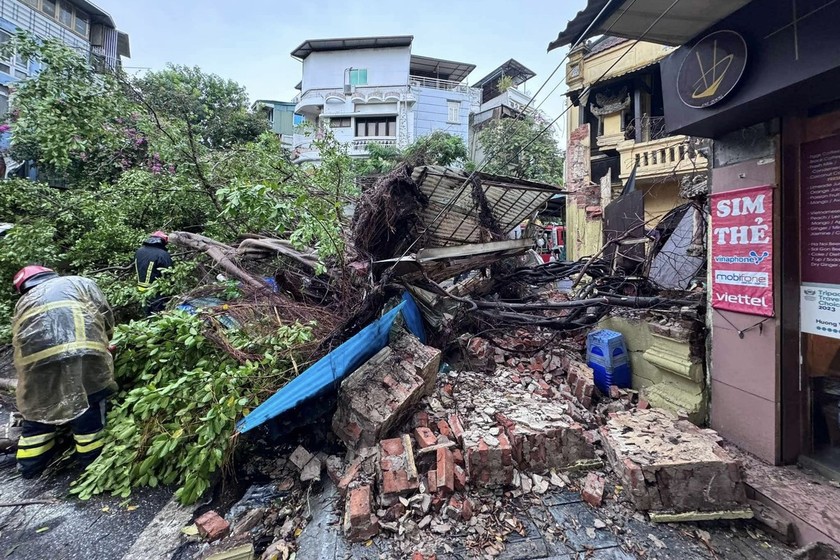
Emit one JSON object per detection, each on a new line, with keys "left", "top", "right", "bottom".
{"left": 150, "top": 231, "right": 169, "bottom": 243}
{"left": 13, "top": 265, "right": 56, "bottom": 294}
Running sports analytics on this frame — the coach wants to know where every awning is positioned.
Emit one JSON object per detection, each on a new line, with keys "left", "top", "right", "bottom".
{"left": 548, "top": 0, "right": 753, "bottom": 50}
{"left": 291, "top": 35, "right": 413, "bottom": 60}
{"left": 409, "top": 55, "right": 476, "bottom": 83}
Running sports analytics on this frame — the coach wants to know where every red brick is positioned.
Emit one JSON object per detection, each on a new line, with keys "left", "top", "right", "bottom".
{"left": 462, "top": 498, "right": 473, "bottom": 521}
{"left": 195, "top": 510, "right": 229, "bottom": 542}
{"left": 581, "top": 472, "right": 605, "bottom": 507}
{"left": 609, "top": 385, "right": 621, "bottom": 399}
{"left": 454, "top": 465, "right": 467, "bottom": 491}
{"left": 346, "top": 485, "right": 372, "bottom": 525}
{"left": 337, "top": 460, "right": 362, "bottom": 497}
{"left": 382, "top": 469, "right": 417, "bottom": 496}
{"left": 426, "top": 471, "right": 437, "bottom": 494}
{"left": 382, "top": 502, "right": 406, "bottom": 522}
{"left": 452, "top": 448, "right": 465, "bottom": 467}
{"left": 442, "top": 383, "right": 454, "bottom": 396}
{"left": 344, "top": 485, "right": 379, "bottom": 542}
{"left": 637, "top": 399, "right": 650, "bottom": 410}
{"left": 437, "top": 447, "right": 455, "bottom": 495}
{"left": 380, "top": 437, "right": 404, "bottom": 457}
{"left": 448, "top": 414, "right": 465, "bottom": 445}
{"left": 437, "top": 420, "right": 453, "bottom": 440}
{"left": 511, "top": 374, "right": 521, "bottom": 384}
{"left": 414, "top": 427, "right": 437, "bottom": 448}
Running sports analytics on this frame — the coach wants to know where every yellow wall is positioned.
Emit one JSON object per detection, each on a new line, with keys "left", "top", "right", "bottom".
{"left": 567, "top": 204, "right": 603, "bottom": 260}
{"left": 643, "top": 178, "right": 682, "bottom": 225}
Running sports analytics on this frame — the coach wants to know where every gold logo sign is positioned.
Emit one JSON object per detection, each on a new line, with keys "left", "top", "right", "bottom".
{"left": 677, "top": 30, "right": 748, "bottom": 109}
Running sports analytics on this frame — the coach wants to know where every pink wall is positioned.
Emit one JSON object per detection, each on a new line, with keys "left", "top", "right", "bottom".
{"left": 710, "top": 159, "right": 781, "bottom": 464}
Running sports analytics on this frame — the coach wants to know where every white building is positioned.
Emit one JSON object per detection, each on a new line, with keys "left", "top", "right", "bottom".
{"left": 291, "top": 35, "right": 480, "bottom": 163}
{"left": 469, "top": 59, "right": 547, "bottom": 166}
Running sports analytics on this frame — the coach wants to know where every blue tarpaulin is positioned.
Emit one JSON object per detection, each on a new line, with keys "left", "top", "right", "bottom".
{"left": 236, "top": 294, "right": 425, "bottom": 434}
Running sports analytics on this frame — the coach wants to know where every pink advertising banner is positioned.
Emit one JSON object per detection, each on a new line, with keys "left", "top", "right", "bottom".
{"left": 710, "top": 185, "right": 774, "bottom": 317}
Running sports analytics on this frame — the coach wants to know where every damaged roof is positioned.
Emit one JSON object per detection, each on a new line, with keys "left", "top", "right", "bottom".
{"left": 291, "top": 35, "right": 414, "bottom": 60}
{"left": 412, "top": 166, "right": 565, "bottom": 248}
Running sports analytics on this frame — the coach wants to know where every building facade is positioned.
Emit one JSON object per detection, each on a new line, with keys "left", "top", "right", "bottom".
{"left": 290, "top": 36, "right": 479, "bottom": 163}
{"left": 554, "top": 0, "right": 840, "bottom": 546}
{"left": 563, "top": 37, "right": 707, "bottom": 260}
{"left": 252, "top": 99, "right": 301, "bottom": 150}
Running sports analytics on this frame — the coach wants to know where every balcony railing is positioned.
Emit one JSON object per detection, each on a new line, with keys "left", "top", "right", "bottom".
{"left": 408, "top": 75, "right": 470, "bottom": 92}
{"left": 625, "top": 116, "right": 667, "bottom": 142}
{"left": 350, "top": 137, "right": 397, "bottom": 152}
{"left": 617, "top": 135, "right": 708, "bottom": 180}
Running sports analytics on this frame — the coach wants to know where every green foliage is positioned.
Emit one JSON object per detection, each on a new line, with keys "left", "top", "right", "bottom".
{"left": 477, "top": 117, "right": 565, "bottom": 185}
{"left": 1, "top": 32, "right": 135, "bottom": 181}
{"left": 133, "top": 65, "right": 267, "bottom": 150}
{"left": 403, "top": 130, "right": 468, "bottom": 167}
{"left": 354, "top": 131, "right": 469, "bottom": 177}
{"left": 72, "top": 311, "right": 314, "bottom": 504}
{"left": 496, "top": 75, "right": 515, "bottom": 92}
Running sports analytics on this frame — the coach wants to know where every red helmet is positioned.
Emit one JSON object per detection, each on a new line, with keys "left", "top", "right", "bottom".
{"left": 150, "top": 231, "right": 169, "bottom": 242}
{"left": 13, "top": 265, "right": 55, "bottom": 293}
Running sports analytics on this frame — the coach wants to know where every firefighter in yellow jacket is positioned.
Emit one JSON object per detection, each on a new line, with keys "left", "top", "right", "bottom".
{"left": 11, "top": 266, "right": 117, "bottom": 478}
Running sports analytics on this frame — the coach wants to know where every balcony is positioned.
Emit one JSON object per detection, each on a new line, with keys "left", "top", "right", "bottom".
{"left": 295, "top": 85, "right": 415, "bottom": 113}
{"left": 292, "top": 134, "right": 399, "bottom": 162}
{"left": 617, "top": 134, "right": 708, "bottom": 181}
{"left": 408, "top": 75, "right": 470, "bottom": 93}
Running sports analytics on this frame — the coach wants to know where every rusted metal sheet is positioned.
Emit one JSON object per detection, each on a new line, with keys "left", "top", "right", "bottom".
{"left": 410, "top": 166, "right": 564, "bottom": 247}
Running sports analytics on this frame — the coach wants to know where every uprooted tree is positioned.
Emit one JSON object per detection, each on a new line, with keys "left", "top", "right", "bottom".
{"left": 0, "top": 33, "right": 363, "bottom": 503}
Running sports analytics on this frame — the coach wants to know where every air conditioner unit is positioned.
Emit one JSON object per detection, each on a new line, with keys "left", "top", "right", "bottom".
{"left": 343, "top": 84, "right": 353, "bottom": 94}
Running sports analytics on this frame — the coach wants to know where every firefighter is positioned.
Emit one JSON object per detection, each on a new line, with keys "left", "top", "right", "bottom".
{"left": 134, "top": 230, "right": 173, "bottom": 315}
{"left": 11, "top": 266, "right": 117, "bottom": 478}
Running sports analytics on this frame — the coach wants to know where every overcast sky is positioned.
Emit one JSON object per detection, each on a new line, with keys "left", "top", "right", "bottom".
{"left": 102, "top": 0, "right": 580, "bottom": 143}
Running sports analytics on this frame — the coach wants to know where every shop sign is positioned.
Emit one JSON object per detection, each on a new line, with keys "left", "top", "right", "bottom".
{"left": 710, "top": 185, "right": 774, "bottom": 317}
{"left": 801, "top": 284, "right": 840, "bottom": 340}
{"left": 677, "top": 30, "right": 748, "bottom": 109}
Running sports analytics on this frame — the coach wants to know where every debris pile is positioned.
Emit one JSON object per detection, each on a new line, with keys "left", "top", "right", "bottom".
{"left": 601, "top": 408, "right": 749, "bottom": 518}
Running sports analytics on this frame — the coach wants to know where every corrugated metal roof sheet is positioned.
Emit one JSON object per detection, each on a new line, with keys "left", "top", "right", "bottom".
{"left": 411, "top": 166, "right": 565, "bottom": 247}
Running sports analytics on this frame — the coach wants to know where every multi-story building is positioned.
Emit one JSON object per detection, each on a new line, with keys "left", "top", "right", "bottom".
{"left": 290, "top": 35, "right": 479, "bottom": 163}
{"left": 563, "top": 36, "right": 707, "bottom": 260}
{"left": 252, "top": 99, "right": 301, "bottom": 150}
{"left": 0, "top": 0, "right": 130, "bottom": 116}
{"left": 469, "top": 59, "right": 538, "bottom": 166}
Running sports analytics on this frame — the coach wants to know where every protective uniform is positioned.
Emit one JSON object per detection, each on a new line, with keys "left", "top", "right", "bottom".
{"left": 134, "top": 232, "right": 173, "bottom": 315}
{"left": 12, "top": 274, "right": 117, "bottom": 478}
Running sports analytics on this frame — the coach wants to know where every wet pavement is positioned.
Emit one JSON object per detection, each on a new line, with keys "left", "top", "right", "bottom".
{"left": 297, "top": 480, "right": 795, "bottom": 560}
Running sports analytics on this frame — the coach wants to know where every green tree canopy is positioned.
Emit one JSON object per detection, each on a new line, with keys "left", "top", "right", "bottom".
{"left": 477, "top": 116, "right": 564, "bottom": 185}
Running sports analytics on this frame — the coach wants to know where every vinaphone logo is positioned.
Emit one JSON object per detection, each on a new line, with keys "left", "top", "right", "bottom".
{"left": 678, "top": 30, "right": 748, "bottom": 109}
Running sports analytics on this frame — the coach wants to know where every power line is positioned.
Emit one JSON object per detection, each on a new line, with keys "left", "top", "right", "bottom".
{"left": 392, "top": 0, "right": 681, "bottom": 267}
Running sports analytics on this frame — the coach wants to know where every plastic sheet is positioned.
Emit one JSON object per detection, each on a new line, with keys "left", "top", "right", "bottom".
{"left": 12, "top": 276, "right": 116, "bottom": 424}
{"left": 237, "top": 293, "right": 427, "bottom": 434}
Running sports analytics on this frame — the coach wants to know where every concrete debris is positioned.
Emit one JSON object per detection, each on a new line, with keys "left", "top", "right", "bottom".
{"left": 332, "top": 333, "right": 441, "bottom": 449}
{"left": 299, "top": 455, "right": 322, "bottom": 482}
{"left": 199, "top": 539, "right": 255, "bottom": 560}
{"left": 231, "top": 508, "right": 265, "bottom": 537}
{"left": 289, "top": 445, "right": 313, "bottom": 471}
{"left": 195, "top": 510, "right": 231, "bottom": 542}
{"left": 601, "top": 408, "right": 747, "bottom": 514}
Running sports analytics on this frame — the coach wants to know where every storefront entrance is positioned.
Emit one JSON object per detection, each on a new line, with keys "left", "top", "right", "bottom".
{"left": 792, "top": 109, "right": 840, "bottom": 475}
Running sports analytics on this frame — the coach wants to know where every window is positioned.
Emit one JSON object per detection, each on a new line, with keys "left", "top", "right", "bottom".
{"left": 266, "top": 108, "right": 274, "bottom": 125}
{"left": 329, "top": 117, "right": 351, "bottom": 128}
{"left": 447, "top": 101, "right": 461, "bottom": 124}
{"left": 0, "top": 87, "right": 9, "bottom": 118}
{"left": 349, "top": 69, "right": 367, "bottom": 86}
{"left": 74, "top": 10, "right": 89, "bottom": 36}
{"left": 293, "top": 114, "right": 304, "bottom": 127}
{"left": 355, "top": 116, "right": 396, "bottom": 137}
{"left": 21, "top": 0, "right": 38, "bottom": 7}
{"left": 59, "top": 1, "right": 73, "bottom": 26}
{"left": 41, "top": 0, "right": 56, "bottom": 17}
